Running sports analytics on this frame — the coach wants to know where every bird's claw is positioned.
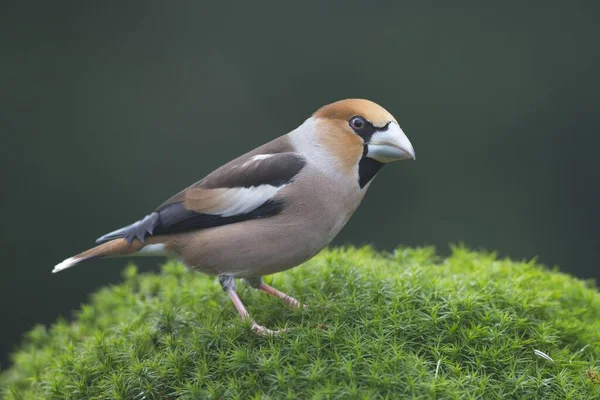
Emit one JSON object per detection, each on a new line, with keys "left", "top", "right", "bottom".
{"left": 251, "top": 321, "right": 287, "bottom": 335}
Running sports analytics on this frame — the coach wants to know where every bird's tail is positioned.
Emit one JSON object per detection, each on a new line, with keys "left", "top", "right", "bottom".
{"left": 52, "top": 238, "right": 164, "bottom": 273}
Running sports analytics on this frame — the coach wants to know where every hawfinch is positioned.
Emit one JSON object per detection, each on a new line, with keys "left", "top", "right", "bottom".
{"left": 53, "top": 99, "right": 415, "bottom": 334}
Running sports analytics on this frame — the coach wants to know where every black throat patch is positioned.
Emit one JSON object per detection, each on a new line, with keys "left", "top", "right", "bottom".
{"left": 351, "top": 120, "right": 390, "bottom": 188}
{"left": 358, "top": 153, "right": 384, "bottom": 188}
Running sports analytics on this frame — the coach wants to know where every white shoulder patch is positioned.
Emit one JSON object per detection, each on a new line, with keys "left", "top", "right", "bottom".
{"left": 210, "top": 185, "right": 283, "bottom": 217}
{"left": 242, "top": 153, "right": 275, "bottom": 167}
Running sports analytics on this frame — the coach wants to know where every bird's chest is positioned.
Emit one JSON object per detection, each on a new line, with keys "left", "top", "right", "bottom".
{"left": 275, "top": 163, "right": 368, "bottom": 254}
{"left": 325, "top": 184, "right": 366, "bottom": 242}
{"left": 302, "top": 171, "right": 367, "bottom": 242}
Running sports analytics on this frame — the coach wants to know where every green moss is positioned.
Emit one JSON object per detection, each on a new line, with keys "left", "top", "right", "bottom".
{"left": 2, "top": 246, "right": 600, "bottom": 399}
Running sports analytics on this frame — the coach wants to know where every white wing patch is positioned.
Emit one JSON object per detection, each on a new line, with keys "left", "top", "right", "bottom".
{"left": 242, "top": 153, "right": 274, "bottom": 167}
{"left": 212, "top": 185, "right": 283, "bottom": 217}
{"left": 182, "top": 152, "right": 305, "bottom": 218}
{"left": 203, "top": 153, "right": 287, "bottom": 216}
{"left": 187, "top": 184, "right": 284, "bottom": 217}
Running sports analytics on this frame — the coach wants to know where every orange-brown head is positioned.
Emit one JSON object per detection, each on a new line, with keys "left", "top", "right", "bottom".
{"left": 313, "top": 98, "right": 415, "bottom": 162}
{"left": 314, "top": 98, "right": 397, "bottom": 126}
{"left": 303, "top": 99, "right": 415, "bottom": 186}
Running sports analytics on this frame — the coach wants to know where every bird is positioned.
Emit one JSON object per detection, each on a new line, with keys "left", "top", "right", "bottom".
{"left": 53, "top": 99, "right": 416, "bottom": 334}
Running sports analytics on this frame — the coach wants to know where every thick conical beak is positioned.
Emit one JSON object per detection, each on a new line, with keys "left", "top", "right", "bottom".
{"left": 366, "top": 122, "right": 415, "bottom": 162}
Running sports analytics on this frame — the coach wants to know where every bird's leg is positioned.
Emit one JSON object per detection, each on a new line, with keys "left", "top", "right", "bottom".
{"left": 218, "top": 275, "right": 283, "bottom": 335}
{"left": 244, "top": 277, "right": 306, "bottom": 309}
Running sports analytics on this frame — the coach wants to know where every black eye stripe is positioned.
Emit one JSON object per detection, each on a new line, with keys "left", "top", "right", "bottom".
{"left": 349, "top": 117, "right": 390, "bottom": 188}
{"left": 348, "top": 116, "right": 389, "bottom": 142}
{"left": 378, "top": 122, "right": 391, "bottom": 131}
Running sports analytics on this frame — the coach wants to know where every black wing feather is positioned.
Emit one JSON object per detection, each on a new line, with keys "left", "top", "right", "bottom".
{"left": 95, "top": 151, "right": 304, "bottom": 245}
{"left": 96, "top": 200, "right": 285, "bottom": 245}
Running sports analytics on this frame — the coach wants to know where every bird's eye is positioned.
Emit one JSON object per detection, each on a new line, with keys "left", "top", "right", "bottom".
{"left": 349, "top": 116, "right": 366, "bottom": 131}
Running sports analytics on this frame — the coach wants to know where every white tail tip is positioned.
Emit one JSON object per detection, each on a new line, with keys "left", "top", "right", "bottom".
{"left": 52, "top": 257, "right": 80, "bottom": 273}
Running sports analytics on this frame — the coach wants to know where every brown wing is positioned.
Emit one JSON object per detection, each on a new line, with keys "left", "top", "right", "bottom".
{"left": 96, "top": 138, "right": 306, "bottom": 244}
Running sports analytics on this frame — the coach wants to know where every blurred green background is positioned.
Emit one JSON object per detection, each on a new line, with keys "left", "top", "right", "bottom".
{"left": 1, "top": 2, "right": 599, "bottom": 367}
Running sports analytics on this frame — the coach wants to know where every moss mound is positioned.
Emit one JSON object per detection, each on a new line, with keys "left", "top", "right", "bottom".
{"left": 2, "top": 247, "right": 600, "bottom": 399}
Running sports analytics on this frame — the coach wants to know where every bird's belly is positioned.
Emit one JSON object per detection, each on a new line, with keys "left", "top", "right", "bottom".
{"left": 172, "top": 170, "right": 367, "bottom": 278}
{"left": 174, "top": 199, "right": 360, "bottom": 278}
{"left": 174, "top": 216, "right": 331, "bottom": 278}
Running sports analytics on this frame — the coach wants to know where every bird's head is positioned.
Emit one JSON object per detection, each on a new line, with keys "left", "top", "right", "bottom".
{"left": 295, "top": 99, "right": 415, "bottom": 188}
{"left": 312, "top": 98, "right": 415, "bottom": 164}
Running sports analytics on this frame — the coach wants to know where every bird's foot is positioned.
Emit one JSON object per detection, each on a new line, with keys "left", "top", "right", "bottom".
{"left": 251, "top": 321, "right": 287, "bottom": 335}
{"left": 282, "top": 295, "right": 308, "bottom": 309}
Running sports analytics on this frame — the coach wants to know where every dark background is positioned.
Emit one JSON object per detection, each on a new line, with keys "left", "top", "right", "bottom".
{"left": 1, "top": 2, "right": 599, "bottom": 367}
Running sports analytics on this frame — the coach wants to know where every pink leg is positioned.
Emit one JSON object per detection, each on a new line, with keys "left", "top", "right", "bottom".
{"left": 220, "top": 275, "right": 284, "bottom": 335}
{"left": 244, "top": 278, "right": 306, "bottom": 309}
